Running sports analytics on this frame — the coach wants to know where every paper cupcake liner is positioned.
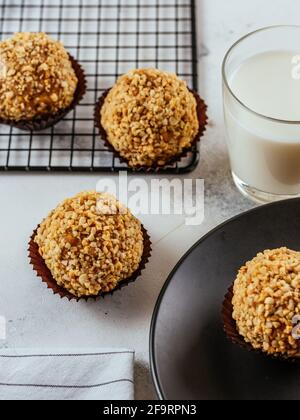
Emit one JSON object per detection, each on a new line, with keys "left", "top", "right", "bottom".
{"left": 0, "top": 55, "right": 87, "bottom": 132}
{"left": 222, "top": 285, "right": 300, "bottom": 365}
{"left": 28, "top": 224, "right": 152, "bottom": 302}
{"left": 94, "top": 88, "right": 208, "bottom": 172}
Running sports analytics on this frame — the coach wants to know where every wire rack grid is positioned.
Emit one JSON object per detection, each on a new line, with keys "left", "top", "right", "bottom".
{"left": 0, "top": 0, "right": 199, "bottom": 173}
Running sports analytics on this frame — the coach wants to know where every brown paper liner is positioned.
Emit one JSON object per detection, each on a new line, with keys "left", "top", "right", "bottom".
{"left": 94, "top": 88, "right": 208, "bottom": 172}
{"left": 28, "top": 225, "right": 152, "bottom": 302}
{"left": 0, "top": 55, "right": 87, "bottom": 132}
{"left": 222, "top": 285, "right": 300, "bottom": 365}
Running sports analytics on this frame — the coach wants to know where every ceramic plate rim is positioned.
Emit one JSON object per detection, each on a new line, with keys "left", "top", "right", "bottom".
{"left": 149, "top": 197, "right": 300, "bottom": 400}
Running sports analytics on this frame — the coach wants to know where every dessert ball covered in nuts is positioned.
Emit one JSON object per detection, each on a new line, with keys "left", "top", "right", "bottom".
{"left": 100, "top": 68, "right": 199, "bottom": 168}
{"left": 232, "top": 248, "right": 300, "bottom": 358}
{"left": 34, "top": 191, "right": 144, "bottom": 298}
{"left": 0, "top": 32, "right": 78, "bottom": 121}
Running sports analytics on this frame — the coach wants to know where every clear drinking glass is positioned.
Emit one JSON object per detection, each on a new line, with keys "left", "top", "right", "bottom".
{"left": 223, "top": 26, "right": 300, "bottom": 203}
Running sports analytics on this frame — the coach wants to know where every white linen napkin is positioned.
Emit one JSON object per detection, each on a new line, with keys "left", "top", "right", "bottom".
{"left": 0, "top": 349, "right": 135, "bottom": 401}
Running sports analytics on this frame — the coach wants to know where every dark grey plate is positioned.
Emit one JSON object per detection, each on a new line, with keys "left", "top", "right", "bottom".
{"left": 150, "top": 199, "right": 300, "bottom": 400}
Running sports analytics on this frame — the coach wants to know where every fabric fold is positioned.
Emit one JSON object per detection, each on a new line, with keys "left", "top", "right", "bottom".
{"left": 0, "top": 349, "right": 135, "bottom": 401}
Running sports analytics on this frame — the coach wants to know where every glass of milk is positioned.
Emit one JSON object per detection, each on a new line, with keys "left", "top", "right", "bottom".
{"left": 223, "top": 26, "right": 300, "bottom": 203}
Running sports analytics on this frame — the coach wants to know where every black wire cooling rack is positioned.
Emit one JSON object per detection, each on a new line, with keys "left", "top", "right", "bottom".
{"left": 0, "top": 0, "right": 199, "bottom": 173}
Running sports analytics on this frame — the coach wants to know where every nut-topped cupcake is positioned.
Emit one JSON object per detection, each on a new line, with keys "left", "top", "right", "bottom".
{"left": 30, "top": 191, "right": 151, "bottom": 300}
{"left": 225, "top": 248, "right": 300, "bottom": 359}
{"left": 0, "top": 32, "right": 86, "bottom": 131}
{"left": 97, "top": 68, "right": 207, "bottom": 169}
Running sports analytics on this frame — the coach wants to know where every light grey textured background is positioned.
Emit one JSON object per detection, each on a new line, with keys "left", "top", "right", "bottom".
{"left": 0, "top": 0, "right": 299, "bottom": 400}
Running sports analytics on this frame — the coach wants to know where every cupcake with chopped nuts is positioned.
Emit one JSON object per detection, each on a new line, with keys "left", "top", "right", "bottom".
{"left": 0, "top": 32, "right": 86, "bottom": 131}
{"left": 29, "top": 191, "right": 151, "bottom": 301}
{"left": 95, "top": 68, "right": 207, "bottom": 169}
{"left": 223, "top": 248, "right": 300, "bottom": 361}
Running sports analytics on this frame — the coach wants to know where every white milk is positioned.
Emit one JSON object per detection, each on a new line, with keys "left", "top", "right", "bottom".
{"left": 224, "top": 50, "right": 300, "bottom": 196}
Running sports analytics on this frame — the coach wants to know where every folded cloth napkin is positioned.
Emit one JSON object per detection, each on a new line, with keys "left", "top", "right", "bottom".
{"left": 0, "top": 349, "right": 135, "bottom": 401}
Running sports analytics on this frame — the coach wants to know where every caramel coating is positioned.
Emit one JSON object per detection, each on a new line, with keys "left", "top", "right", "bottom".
{"left": 232, "top": 248, "right": 300, "bottom": 357}
{"left": 0, "top": 32, "right": 78, "bottom": 121}
{"left": 101, "top": 68, "right": 199, "bottom": 168}
{"left": 35, "top": 192, "right": 144, "bottom": 298}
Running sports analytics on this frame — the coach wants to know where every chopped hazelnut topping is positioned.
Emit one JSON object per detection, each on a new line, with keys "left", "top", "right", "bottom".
{"left": 0, "top": 32, "right": 78, "bottom": 121}
{"left": 101, "top": 68, "right": 199, "bottom": 168}
{"left": 34, "top": 192, "right": 144, "bottom": 298}
{"left": 232, "top": 248, "right": 300, "bottom": 357}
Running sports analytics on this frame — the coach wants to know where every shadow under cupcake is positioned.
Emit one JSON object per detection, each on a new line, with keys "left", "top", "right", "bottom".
{"left": 29, "top": 191, "right": 151, "bottom": 301}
